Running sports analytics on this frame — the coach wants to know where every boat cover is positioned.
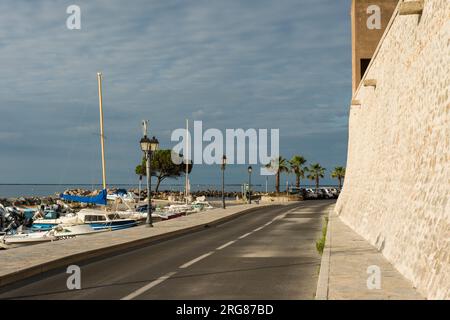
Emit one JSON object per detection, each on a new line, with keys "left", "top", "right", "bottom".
{"left": 60, "top": 189, "right": 107, "bottom": 205}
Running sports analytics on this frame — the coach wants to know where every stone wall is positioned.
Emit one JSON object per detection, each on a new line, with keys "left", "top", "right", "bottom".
{"left": 336, "top": 0, "right": 449, "bottom": 299}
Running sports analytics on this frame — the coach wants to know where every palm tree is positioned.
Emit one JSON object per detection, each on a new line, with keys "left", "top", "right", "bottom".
{"left": 307, "top": 163, "right": 326, "bottom": 191}
{"left": 265, "top": 156, "right": 289, "bottom": 193}
{"left": 331, "top": 166, "right": 346, "bottom": 190}
{"left": 289, "top": 155, "right": 307, "bottom": 188}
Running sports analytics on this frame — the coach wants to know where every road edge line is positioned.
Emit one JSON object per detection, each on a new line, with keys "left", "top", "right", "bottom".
{"left": 315, "top": 205, "right": 333, "bottom": 300}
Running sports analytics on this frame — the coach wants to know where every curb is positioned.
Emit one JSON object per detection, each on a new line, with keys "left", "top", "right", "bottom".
{"left": 315, "top": 206, "right": 333, "bottom": 300}
{"left": 0, "top": 205, "right": 278, "bottom": 288}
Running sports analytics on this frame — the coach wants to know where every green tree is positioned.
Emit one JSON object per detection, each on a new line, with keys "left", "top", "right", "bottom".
{"left": 307, "top": 163, "right": 326, "bottom": 191}
{"left": 289, "top": 155, "right": 307, "bottom": 188}
{"left": 135, "top": 150, "right": 192, "bottom": 192}
{"left": 331, "top": 166, "right": 346, "bottom": 190}
{"left": 265, "top": 156, "right": 289, "bottom": 193}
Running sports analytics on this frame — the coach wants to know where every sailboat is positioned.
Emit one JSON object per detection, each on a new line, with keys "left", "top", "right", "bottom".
{"left": 32, "top": 73, "right": 139, "bottom": 232}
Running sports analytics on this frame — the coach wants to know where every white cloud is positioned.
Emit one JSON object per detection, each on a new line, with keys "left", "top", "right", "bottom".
{"left": 0, "top": 0, "right": 351, "bottom": 183}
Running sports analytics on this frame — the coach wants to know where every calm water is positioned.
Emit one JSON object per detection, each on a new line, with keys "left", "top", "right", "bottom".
{"left": 0, "top": 183, "right": 338, "bottom": 198}
{"left": 0, "top": 184, "right": 267, "bottom": 198}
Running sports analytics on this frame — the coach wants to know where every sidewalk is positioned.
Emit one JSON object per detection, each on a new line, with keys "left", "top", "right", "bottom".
{"left": 0, "top": 203, "right": 274, "bottom": 287}
{"left": 316, "top": 208, "right": 424, "bottom": 300}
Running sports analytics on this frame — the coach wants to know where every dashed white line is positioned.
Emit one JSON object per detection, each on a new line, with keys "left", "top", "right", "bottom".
{"left": 121, "top": 208, "right": 304, "bottom": 299}
{"left": 179, "top": 252, "right": 214, "bottom": 269}
{"left": 121, "top": 271, "right": 177, "bottom": 300}
{"left": 216, "top": 240, "right": 236, "bottom": 250}
{"left": 271, "top": 215, "right": 286, "bottom": 222}
{"left": 238, "top": 232, "right": 253, "bottom": 239}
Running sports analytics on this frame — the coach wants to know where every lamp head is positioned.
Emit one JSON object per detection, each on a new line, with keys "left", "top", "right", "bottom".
{"left": 149, "top": 136, "right": 159, "bottom": 152}
{"left": 140, "top": 135, "right": 151, "bottom": 152}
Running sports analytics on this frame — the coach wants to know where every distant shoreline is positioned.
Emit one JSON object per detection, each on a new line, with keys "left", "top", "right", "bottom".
{"left": 0, "top": 183, "right": 255, "bottom": 186}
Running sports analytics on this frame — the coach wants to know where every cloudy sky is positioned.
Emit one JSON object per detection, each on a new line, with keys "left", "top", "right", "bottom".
{"left": 0, "top": 0, "right": 351, "bottom": 189}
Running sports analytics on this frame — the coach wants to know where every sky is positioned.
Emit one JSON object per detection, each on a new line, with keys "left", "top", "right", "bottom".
{"left": 0, "top": 0, "right": 351, "bottom": 189}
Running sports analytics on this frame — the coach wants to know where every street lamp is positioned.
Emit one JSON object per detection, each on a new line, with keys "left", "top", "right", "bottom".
{"left": 221, "top": 155, "right": 227, "bottom": 209}
{"left": 247, "top": 166, "right": 252, "bottom": 204}
{"left": 140, "top": 135, "right": 159, "bottom": 227}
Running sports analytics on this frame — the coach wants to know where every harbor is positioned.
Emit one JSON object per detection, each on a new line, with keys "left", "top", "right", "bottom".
{"left": 0, "top": 74, "right": 226, "bottom": 250}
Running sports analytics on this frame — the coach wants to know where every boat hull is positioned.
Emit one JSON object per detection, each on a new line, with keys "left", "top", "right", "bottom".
{"left": 32, "top": 220, "right": 139, "bottom": 232}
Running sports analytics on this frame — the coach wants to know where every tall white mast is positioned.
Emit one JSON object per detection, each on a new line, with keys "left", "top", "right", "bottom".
{"left": 185, "top": 119, "right": 189, "bottom": 204}
{"left": 97, "top": 72, "right": 107, "bottom": 191}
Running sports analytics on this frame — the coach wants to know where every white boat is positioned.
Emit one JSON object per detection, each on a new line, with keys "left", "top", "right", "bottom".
{"left": 0, "top": 224, "right": 106, "bottom": 250}
{"left": 156, "top": 210, "right": 186, "bottom": 220}
{"left": 0, "top": 231, "right": 55, "bottom": 249}
{"left": 32, "top": 209, "right": 139, "bottom": 232}
{"left": 191, "top": 200, "right": 214, "bottom": 211}
{"left": 167, "top": 204, "right": 191, "bottom": 213}
{"left": 107, "top": 190, "right": 138, "bottom": 202}
{"left": 51, "top": 224, "right": 108, "bottom": 237}
{"left": 117, "top": 210, "right": 159, "bottom": 222}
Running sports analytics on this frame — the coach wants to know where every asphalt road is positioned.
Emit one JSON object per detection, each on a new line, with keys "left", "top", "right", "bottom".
{"left": 0, "top": 200, "right": 335, "bottom": 300}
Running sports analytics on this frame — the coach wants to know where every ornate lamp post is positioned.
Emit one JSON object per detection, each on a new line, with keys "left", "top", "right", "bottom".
{"left": 247, "top": 166, "right": 253, "bottom": 204}
{"left": 140, "top": 135, "right": 159, "bottom": 227}
{"left": 221, "top": 155, "right": 227, "bottom": 209}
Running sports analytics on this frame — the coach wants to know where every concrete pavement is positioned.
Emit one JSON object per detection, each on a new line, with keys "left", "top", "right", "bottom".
{"left": 316, "top": 209, "right": 424, "bottom": 300}
{"left": 0, "top": 200, "right": 335, "bottom": 299}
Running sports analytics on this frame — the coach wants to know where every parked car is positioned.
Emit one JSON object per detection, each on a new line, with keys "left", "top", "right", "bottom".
{"left": 304, "top": 188, "right": 318, "bottom": 199}
{"left": 320, "top": 188, "right": 335, "bottom": 199}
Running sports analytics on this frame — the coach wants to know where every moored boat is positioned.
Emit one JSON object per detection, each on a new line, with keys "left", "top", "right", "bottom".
{"left": 32, "top": 209, "right": 139, "bottom": 232}
{"left": 0, "top": 231, "right": 55, "bottom": 249}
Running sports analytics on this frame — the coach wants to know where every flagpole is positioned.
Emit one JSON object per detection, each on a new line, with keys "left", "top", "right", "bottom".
{"left": 97, "top": 72, "right": 107, "bottom": 191}
{"left": 185, "top": 119, "right": 189, "bottom": 204}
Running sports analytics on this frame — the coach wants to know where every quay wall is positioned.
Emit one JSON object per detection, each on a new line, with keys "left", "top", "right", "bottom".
{"left": 336, "top": 0, "right": 449, "bottom": 299}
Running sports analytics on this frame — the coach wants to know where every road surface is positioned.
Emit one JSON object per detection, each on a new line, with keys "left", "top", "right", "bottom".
{"left": 0, "top": 200, "right": 335, "bottom": 300}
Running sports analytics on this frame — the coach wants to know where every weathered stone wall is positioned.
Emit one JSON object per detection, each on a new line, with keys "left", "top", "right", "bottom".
{"left": 336, "top": 0, "right": 449, "bottom": 299}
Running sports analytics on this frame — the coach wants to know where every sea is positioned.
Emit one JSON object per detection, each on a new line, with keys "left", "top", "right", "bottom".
{"left": 0, "top": 183, "right": 266, "bottom": 198}
{"left": 0, "top": 183, "right": 338, "bottom": 199}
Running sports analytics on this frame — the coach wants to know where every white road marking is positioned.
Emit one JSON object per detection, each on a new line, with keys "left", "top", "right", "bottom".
{"left": 121, "top": 271, "right": 177, "bottom": 300}
{"left": 179, "top": 252, "right": 214, "bottom": 269}
{"left": 271, "top": 214, "right": 286, "bottom": 222}
{"left": 121, "top": 206, "right": 318, "bottom": 300}
{"left": 239, "top": 232, "right": 253, "bottom": 239}
{"left": 216, "top": 240, "right": 236, "bottom": 250}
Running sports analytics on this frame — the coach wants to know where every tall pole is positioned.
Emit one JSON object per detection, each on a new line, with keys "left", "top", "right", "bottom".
{"left": 138, "top": 175, "right": 142, "bottom": 201}
{"left": 97, "top": 72, "right": 107, "bottom": 191}
{"left": 248, "top": 171, "right": 252, "bottom": 204}
{"left": 286, "top": 173, "right": 289, "bottom": 195}
{"left": 265, "top": 176, "right": 268, "bottom": 194}
{"left": 146, "top": 150, "right": 153, "bottom": 227}
{"left": 185, "top": 119, "right": 189, "bottom": 204}
{"left": 222, "top": 164, "right": 225, "bottom": 209}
